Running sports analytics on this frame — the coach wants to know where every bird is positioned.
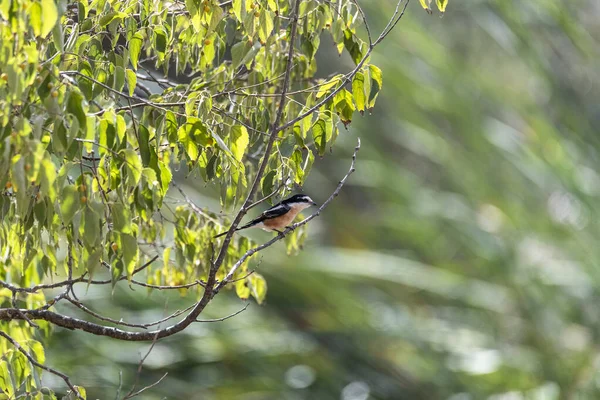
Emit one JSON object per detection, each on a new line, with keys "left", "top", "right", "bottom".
{"left": 214, "top": 194, "right": 317, "bottom": 238}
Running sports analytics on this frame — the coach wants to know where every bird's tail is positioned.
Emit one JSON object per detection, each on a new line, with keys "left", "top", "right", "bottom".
{"left": 213, "top": 219, "right": 260, "bottom": 238}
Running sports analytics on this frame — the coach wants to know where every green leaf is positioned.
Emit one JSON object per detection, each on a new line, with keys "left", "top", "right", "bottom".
{"left": 121, "top": 233, "right": 139, "bottom": 281}
{"left": 249, "top": 274, "right": 267, "bottom": 304}
{"left": 126, "top": 69, "right": 137, "bottom": 97}
{"left": 333, "top": 88, "right": 355, "bottom": 125}
{"left": 231, "top": 41, "right": 254, "bottom": 69}
{"left": 158, "top": 161, "right": 172, "bottom": 195}
{"left": 28, "top": 340, "right": 46, "bottom": 366}
{"left": 129, "top": 31, "right": 144, "bottom": 70}
{"left": 258, "top": 10, "right": 274, "bottom": 44}
{"left": 111, "top": 259, "right": 124, "bottom": 288}
{"left": 230, "top": 125, "right": 249, "bottom": 162}
{"left": 111, "top": 203, "right": 132, "bottom": 234}
{"left": 52, "top": 20, "right": 64, "bottom": 52}
{"left": 74, "top": 386, "right": 87, "bottom": 400}
{"left": 232, "top": 0, "right": 244, "bottom": 22}
{"left": 60, "top": 185, "right": 80, "bottom": 224}
{"left": 114, "top": 66, "right": 125, "bottom": 92}
{"left": 85, "top": 247, "right": 102, "bottom": 277}
{"left": 82, "top": 206, "right": 100, "bottom": 249}
{"left": 352, "top": 71, "right": 366, "bottom": 114}
{"left": 39, "top": 0, "right": 58, "bottom": 37}
{"left": 138, "top": 124, "right": 153, "bottom": 167}
{"left": 30, "top": 2, "right": 42, "bottom": 36}
{"left": 99, "top": 11, "right": 124, "bottom": 27}
{"left": 165, "top": 111, "right": 178, "bottom": 143}
{"left": 291, "top": 148, "right": 304, "bottom": 184}
{"left": 312, "top": 118, "right": 327, "bottom": 156}
{"left": 67, "top": 90, "right": 88, "bottom": 133}
{"left": 317, "top": 75, "right": 342, "bottom": 98}
{"left": 40, "top": 157, "right": 57, "bottom": 202}
{"left": 121, "top": 149, "right": 142, "bottom": 185}
{"left": 368, "top": 65, "right": 383, "bottom": 110}
{"left": 0, "top": 360, "right": 11, "bottom": 397}
{"left": 261, "top": 170, "right": 276, "bottom": 198}
{"left": 154, "top": 28, "right": 167, "bottom": 55}
{"left": 235, "top": 278, "right": 250, "bottom": 300}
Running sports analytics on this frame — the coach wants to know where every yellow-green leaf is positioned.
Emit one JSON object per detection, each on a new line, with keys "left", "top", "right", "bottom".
{"left": 60, "top": 185, "right": 80, "bottom": 224}
{"left": 312, "top": 118, "right": 328, "bottom": 156}
{"left": 419, "top": 0, "right": 433, "bottom": 13}
{"left": 436, "top": 0, "right": 448, "bottom": 12}
{"left": 111, "top": 203, "right": 132, "bottom": 234}
{"left": 249, "top": 274, "right": 267, "bottom": 304}
{"left": 368, "top": 65, "right": 383, "bottom": 110}
{"left": 129, "top": 31, "right": 144, "bottom": 70}
{"left": 126, "top": 69, "right": 137, "bottom": 97}
{"left": 231, "top": 125, "right": 249, "bottom": 162}
{"left": 121, "top": 149, "right": 142, "bottom": 185}
{"left": 39, "top": 0, "right": 58, "bottom": 37}
{"left": 352, "top": 71, "right": 366, "bottom": 114}
{"left": 121, "top": 233, "right": 139, "bottom": 281}
{"left": 316, "top": 75, "right": 342, "bottom": 98}
{"left": 235, "top": 278, "right": 250, "bottom": 300}
{"left": 258, "top": 10, "right": 274, "bottom": 44}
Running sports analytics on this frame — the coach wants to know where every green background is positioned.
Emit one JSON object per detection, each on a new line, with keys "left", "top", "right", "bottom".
{"left": 47, "top": 1, "right": 600, "bottom": 398}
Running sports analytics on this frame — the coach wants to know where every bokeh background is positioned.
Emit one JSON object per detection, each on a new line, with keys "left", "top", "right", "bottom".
{"left": 46, "top": 1, "right": 600, "bottom": 398}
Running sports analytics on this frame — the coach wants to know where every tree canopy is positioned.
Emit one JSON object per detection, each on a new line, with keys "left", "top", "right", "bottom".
{"left": 0, "top": 0, "right": 447, "bottom": 397}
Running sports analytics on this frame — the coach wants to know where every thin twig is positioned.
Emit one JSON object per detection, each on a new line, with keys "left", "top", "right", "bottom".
{"left": 212, "top": 0, "right": 302, "bottom": 274}
{"left": 196, "top": 303, "right": 249, "bottom": 322}
{"left": 122, "top": 332, "right": 163, "bottom": 399}
{"left": 0, "top": 331, "right": 84, "bottom": 400}
{"left": 122, "top": 373, "right": 168, "bottom": 400}
{"left": 215, "top": 139, "right": 360, "bottom": 293}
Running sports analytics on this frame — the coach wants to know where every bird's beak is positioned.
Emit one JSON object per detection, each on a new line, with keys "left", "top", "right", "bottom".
{"left": 311, "top": 201, "right": 317, "bottom": 206}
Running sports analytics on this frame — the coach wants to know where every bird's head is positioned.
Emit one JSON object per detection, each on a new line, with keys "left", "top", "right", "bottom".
{"left": 283, "top": 194, "right": 317, "bottom": 209}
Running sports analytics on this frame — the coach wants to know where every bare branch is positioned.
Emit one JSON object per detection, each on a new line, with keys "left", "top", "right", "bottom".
{"left": 196, "top": 303, "right": 249, "bottom": 323}
{"left": 215, "top": 138, "right": 361, "bottom": 293}
{"left": 351, "top": 0, "right": 373, "bottom": 46}
{"left": 122, "top": 332, "right": 163, "bottom": 400}
{"left": 122, "top": 373, "right": 168, "bottom": 400}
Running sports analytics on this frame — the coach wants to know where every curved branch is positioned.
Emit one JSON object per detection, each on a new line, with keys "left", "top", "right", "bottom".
{"left": 214, "top": 138, "right": 361, "bottom": 294}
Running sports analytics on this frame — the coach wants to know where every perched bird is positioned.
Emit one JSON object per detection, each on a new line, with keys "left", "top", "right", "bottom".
{"left": 214, "top": 194, "right": 317, "bottom": 238}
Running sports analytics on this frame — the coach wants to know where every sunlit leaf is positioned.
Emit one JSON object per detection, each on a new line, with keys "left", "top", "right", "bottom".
{"left": 312, "top": 118, "right": 327, "bottom": 156}
{"left": 121, "top": 233, "right": 139, "bottom": 281}
{"left": 121, "top": 149, "right": 142, "bottom": 185}
{"left": 368, "top": 65, "right": 383, "bottom": 111}
{"left": 436, "top": 0, "right": 448, "bottom": 12}
{"left": 231, "top": 125, "right": 249, "bottom": 162}
{"left": 352, "top": 71, "right": 366, "bottom": 114}
{"left": 249, "top": 274, "right": 267, "bottom": 304}
{"left": 59, "top": 185, "right": 80, "bottom": 224}
{"left": 235, "top": 278, "right": 250, "bottom": 300}
{"left": 126, "top": 69, "right": 137, "bottom": 97}
{"left": 129, "top": 31, "right": 144, "bottom": 70}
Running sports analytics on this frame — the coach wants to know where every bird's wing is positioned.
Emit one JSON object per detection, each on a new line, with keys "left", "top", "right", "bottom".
{"left": 260, "top": 203, "right": 291, "bottom": 219}
{"left": 237, "top": 203, "right": 290, "bottom": 230}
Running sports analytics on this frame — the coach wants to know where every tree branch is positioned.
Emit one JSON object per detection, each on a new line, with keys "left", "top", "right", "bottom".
{"left": 0, "top": 331, "right": 84, "bottom": 399}
{"left": 214, "top": 138, "right": 361, "bottom": 294}
{"left": 212, "top": 0, "right": 302, "bottom": 275}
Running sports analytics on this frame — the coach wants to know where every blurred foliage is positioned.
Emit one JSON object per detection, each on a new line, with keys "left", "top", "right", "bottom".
{"left": 8, "top": 0, "right": 600, "bottom": 399}
{"left": 0, "top": 0, "right": 384, "bottom": 397}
